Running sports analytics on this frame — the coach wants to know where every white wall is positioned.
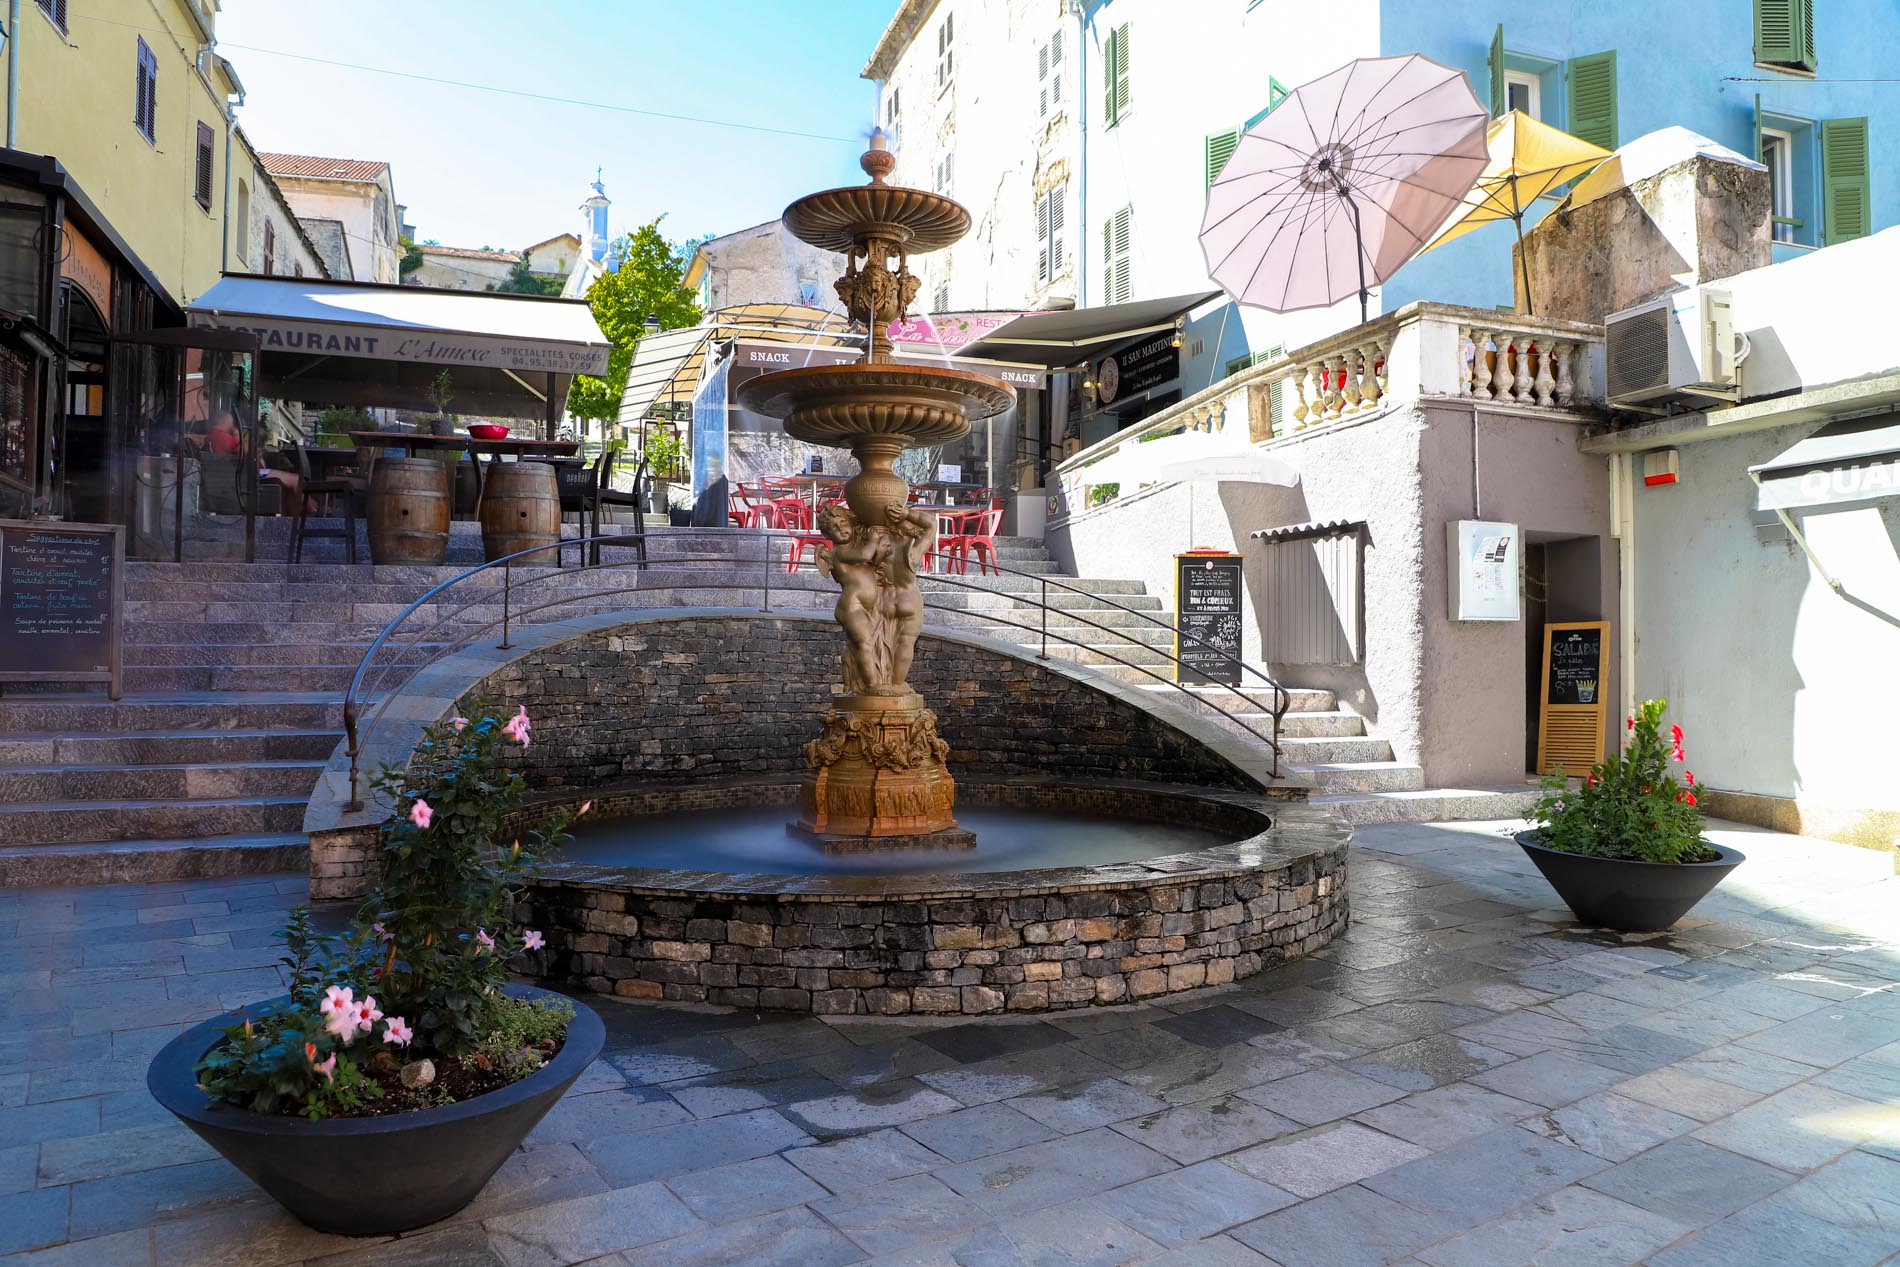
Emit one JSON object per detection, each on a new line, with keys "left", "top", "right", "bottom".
{"left": 1633, "top": 420, "right": 1900, "bottom": 813}
{"left": 274, "top": 176, "right": 399, "bottom": 284}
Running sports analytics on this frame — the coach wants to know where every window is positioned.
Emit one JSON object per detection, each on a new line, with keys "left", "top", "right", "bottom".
{"left": 935, "top": 153, "right": 953, "bottom": 195}
{"left": 1036, "top": 183, "right": 1066, "bottom": 284}
{"left": 935, "top": 12, "right": 954, "bottom": 93}
{"left": 1504, "top": 71, "right": 1540, "bottom": 119}
{"left": 235, "top": 181, "right": 250, "bottom": 263}
{"left": 1565, "top": 51, "right": 1617, "bottom": 150}
{"left": 134, "top": 38, "right": 158, "bottom": 144}
{"left": 262, "top": 217, "right": 275, "bottom": 275}
{"left": 884, "top": 87, "right": 901, "bottom": 131}
{"left": 1103, "top": 23, "right": 1131, "bottom": 128}
{"left": 34, "top": 0, "right": 67, "bottom": 35}
{"left": 1037, "top": 29, "right": 1063, "bottom": 118}
{"left": 1755, "top": 0, "right": 1816, "bottom": 74}
{"left": 1760, "top": 127, "right": 1795, "bottom": 243}
{"left": 1206, "top": 127, "right": 1242, "bottom": 187}
{"left": 193, "top": 122, "right": 215, "bottom": 210}
{"left": 933, "top": 282, "right": 949, "bottom": 313}
{"left": 1821, "top": 116, "right": 1870, "bottom": 244}
{"left": 1101, "top": 204, "right": 1131, "bottom": 304}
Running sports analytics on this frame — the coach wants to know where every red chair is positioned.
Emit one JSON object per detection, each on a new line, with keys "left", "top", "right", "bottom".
{"left": 730, "top": 483, "right": 786, "bottom": 528}
{"left": 941, "top": 505, "right": 1004, "bottom": 575}
{"left": 785, "top": 531, "right": 829, "bottom": 572}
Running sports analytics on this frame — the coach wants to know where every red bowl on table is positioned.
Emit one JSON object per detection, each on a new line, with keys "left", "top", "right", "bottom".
{"left": 467, "top": 424, "right": 511, "bottom": 440}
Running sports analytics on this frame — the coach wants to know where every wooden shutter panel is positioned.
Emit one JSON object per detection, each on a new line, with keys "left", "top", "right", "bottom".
{"left": 1821, "top": 117, "right": 1871, "bottom": 243}
{"left": 194, "top": 121, "right": 214, "bottom": 209}
{"left": 1051, "top": 184, "right": 1065, "bottom": 272}
{"left": 1206, "top": 127, "right": 1242, "bottom": 186}
{"left": 1103, "top": 27, "right": 1118, "bottom": 124}
{"left": 1037, "top": 194, "right": 1051, "bottom": 282}
{"left": 1755, "top": 0, "right": 1816, "bottom": 71}
{"left": 1113, "top": 24, "right": 1130, "bottom": 121}
{"left": 1566, "top": 51, "right": 1617, "bottom": 151}
{"left": 1261, "top": 344, "right": 1286, "bottom": 430}
{"left": 1489, "top": 24, "right": 1506, "bottom": 118}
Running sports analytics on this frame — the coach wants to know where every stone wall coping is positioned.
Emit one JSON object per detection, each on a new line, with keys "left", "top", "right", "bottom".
{"left": 521, "top": 776, "right": 1348, "bottom": 902}
{"left": 306, "top": 608, "right": 1310, "bottom": 839}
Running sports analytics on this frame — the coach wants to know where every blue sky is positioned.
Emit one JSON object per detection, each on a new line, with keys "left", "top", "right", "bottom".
{"left": 219, "top": 0, "right": 896, "bottom": 253}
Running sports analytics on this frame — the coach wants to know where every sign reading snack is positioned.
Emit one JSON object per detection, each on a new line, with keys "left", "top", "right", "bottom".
{"left": 1537, "top": 620, "right": 1610, "bottom": 776}
{"left": 0, "top": 521, "right": 124, "bottom": 699}
{"left": 1175, "top": 551, "right": 1244, "bottom": 686}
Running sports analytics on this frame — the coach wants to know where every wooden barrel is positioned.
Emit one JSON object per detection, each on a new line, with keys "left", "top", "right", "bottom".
{"left": 480, "top": 461, "right": 561, "bottom": 564}
{"left": 367, "top": 457, "right": 451, "bottom": 565}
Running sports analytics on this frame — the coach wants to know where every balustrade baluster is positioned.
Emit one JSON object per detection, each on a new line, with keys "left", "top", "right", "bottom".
{"left": 1533, "top": 341, "right": 1556, "bottom": 407}
{"left": 1553, "top": 342, "right": 1575, "bottom": 406}
{"left": 1513, "top": 339, "right": 1534, "bottom": 404}
{"left": 1470, "top": 329, "right": 1492, "bottom": 401}
{"left": 1458, "top": 326, "right": 1474, "bottom": 397}
{"left": 1492, "top": 337, "right": 1515, "bottom": 402}
{"left": 1339, "top": 349, "right": 1363, "bottom": 414}
{"left": 1290, "top": 365, "right": 1311, "bottom": 429}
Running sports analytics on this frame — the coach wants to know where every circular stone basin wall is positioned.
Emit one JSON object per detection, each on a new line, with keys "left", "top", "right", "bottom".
{"left": 515, "top": 779, "right": 1350, "bottom": 1016}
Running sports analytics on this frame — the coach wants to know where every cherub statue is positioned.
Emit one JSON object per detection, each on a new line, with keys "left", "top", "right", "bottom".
{"left": 815, "top": 502, "right": 892, "bottom": 695}
{"left": 880, "top": 502, "right": 937, "bottom": 690}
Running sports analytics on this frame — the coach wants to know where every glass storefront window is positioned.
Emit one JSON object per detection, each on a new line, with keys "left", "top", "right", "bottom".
{"left": 0, "top": 202, "right": 44, "bottom": 322}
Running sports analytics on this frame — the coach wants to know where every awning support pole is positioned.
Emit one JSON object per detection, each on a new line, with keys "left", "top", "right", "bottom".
{"left": 1750, "top": 471, "right": 1844, "bottom": 595}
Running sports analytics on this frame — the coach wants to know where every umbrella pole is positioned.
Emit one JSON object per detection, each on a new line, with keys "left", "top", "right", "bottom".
{"left": 1342, "top": 189, "right": 1370, "bottom": 325}
{"left": 1513, "top": 212, "right": 1535, "bottom": 316}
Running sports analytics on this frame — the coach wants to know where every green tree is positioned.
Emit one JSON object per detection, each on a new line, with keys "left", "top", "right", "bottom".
{"left": 565, "top": 219, "right": 702, "bottom": 423}
{"left": 398, "top": 236, "right": 424, "bottom": 279}
{"left": 497, "top": 250, "right": 563, "bottom": 296}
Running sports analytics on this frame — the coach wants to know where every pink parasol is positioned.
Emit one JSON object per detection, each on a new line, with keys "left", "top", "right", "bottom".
{"left": 1201, "top": 54, "right": 1489, "bottom": 323}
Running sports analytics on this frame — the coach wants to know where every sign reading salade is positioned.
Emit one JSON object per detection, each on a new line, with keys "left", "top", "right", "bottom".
{"left": 0, "top": 520, "right": 123, "bottom": 699}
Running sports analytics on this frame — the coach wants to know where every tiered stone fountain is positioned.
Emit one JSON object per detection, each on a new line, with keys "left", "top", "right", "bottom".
{"left": 736, "top": 134, "right": 1013, "bottom": 849}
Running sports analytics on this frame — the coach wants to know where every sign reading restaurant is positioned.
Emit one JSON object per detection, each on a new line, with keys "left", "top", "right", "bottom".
{"left": 192, "top": 318, "right": 611, "bottom": 376}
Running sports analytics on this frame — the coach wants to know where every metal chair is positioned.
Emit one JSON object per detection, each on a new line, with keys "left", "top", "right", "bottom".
{"left": 288, "top": 445, "right": 364, "bottom": 564}
{"left": 590, "top": 448, "right": 648, "bottom": 568}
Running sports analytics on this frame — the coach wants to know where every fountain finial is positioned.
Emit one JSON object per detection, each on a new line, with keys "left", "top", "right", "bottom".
{"left": 861, "top": 130, "right": 895, "bottom": 184}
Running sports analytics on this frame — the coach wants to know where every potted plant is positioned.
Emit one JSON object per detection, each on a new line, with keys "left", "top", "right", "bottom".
{"left": 642, "top": 431, "right": 686, "bottom": 514}
{"left": 1517, "top": 698, "right": 1743, "bottom": 931}
{"left": 427, "top": 369, "right": 457, "bottom": 436}
{"left": 148, "top": 707, "right": 604, "bottom": 1236}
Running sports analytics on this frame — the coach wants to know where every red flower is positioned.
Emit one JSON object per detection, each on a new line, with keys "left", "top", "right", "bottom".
{"left": 1641, "top": 786, "right": 1651, "bottom": 795}
{"left": 1684, "top": 771, "right": 1695, "bottom": 786}
{"left": 1586, "top": 774, "right": 1598, "bottom": 787}
{"left": 1627, "top": 716, "right": 1636, "bottom": 731}
{"left": 1671, "top": 724, "right": 1684, "bottom": 744}
{"left": 1671, "top": 745, "right": 1686, "bottom": 762}
{"left": 1678, "top": 790, "right": 1698, "bottom": 807}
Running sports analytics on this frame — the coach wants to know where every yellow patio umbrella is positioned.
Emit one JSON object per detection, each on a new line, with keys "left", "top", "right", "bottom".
{"left": 1421, "top": 111, "right": 1611, "bottom": 314}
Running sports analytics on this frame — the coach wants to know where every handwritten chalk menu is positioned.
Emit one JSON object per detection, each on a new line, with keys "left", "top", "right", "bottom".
{"left": 1546, "top": 625, "right": 1604, "bottom": 705}
{"left": 0, "top": 521, "right": 124, "bottom": 699}
{"left": 1537, "top": 620, "right": 1609, "bottom": 776}
{"left": 1175, "top": 552, "right": 1244, "bottom": 686}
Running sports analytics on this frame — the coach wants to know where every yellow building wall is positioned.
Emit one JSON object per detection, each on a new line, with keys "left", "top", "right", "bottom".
{"left": 1, "top": 0, "right": 235, "bottom": 306}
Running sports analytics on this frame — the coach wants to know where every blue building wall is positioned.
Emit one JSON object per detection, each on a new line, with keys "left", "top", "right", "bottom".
{"left": 1381, "top": 0, "right": 1900, "bottom": 311}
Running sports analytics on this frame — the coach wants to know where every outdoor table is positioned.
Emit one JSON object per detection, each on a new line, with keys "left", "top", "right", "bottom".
{"left": 913, "top": 479, "right": 993, "bottom": 505}
{"left": 779, "top": 472, "right": 847, "bottom": 512}
{"left": 349, "top": 431, "right": 580, "bottom": 516}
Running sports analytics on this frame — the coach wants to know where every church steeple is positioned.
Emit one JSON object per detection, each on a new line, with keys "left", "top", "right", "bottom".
{"left": 582, "top": 169, "right": 611, "bottom": 263}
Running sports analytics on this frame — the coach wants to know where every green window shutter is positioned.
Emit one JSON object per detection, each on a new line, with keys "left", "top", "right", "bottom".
{"left": 1260, "top": 344, "right": 1286, "bottom": 428}
{"left": 1110, "top": 23, "right": 1130, "bottom": 125}
{"left": 1489, "top": 24, "right": 1506, "bottom": 118}
{"left": 1206, "top": 126, "right": 1242, "bottom": 186}
{"left": 1566, "top": 51, "right": 1617, "bottom": 151}
{"left": 1755, "top": 0, "right": 1816, "bottom": 72}
{"left": 1103, "top": 27, "right": 1118, "bottom": 125}
{"left": 1821, "top": 117, "right": 1870, "bottom": 243}
{"left": 1103, "top": 205, "right": 1131, "bottom": 304}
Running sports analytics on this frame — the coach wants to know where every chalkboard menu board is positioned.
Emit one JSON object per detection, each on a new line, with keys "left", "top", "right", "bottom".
{"left": 1176, "top": 552, "right": 1244, "bottom": 686}
{"left": 0, "top": 521, "right": 124, "bottom": 699}
{"left": 1546, "top": 625, "right": 1605, "bottom": 705}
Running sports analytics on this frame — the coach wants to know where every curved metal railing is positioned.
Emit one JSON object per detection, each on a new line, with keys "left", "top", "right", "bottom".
{"left": 339, "top": 527, "right": 1292, "bottom": 808}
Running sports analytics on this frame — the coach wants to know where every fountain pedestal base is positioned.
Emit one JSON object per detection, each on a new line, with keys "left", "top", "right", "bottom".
{"left": 796, "top": 693, "right": 961, "bottom": 840}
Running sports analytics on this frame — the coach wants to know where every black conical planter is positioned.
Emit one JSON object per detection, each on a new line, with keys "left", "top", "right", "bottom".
{"left": 1516, "top": 832, "right": 1744, "bottom": 932}
{"left": 149, "top": 983, "right": 604, "bottom": 1236}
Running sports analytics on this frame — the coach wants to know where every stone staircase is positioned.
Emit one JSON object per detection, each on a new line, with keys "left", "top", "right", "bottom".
{"left": 0, "top": 520, "right": 1526, "bottom": 885}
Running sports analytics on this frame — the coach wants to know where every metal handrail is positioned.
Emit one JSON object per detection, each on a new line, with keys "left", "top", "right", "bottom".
{"left": 340, "top": 527, "right": 1292, "bottom": 807}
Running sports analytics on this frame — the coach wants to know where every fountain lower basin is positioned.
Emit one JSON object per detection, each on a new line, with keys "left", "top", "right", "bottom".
{"left": 514, "top": 777, "right": 1351, "bottom": 1016}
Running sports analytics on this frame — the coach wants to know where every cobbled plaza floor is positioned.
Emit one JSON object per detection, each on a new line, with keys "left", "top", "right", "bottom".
{"left": 2, "top": 818, "right": 1897, "bottom": 1267}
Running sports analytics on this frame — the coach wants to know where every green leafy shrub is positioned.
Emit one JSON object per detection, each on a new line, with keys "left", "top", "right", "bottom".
{"left": 194, "top": 706, "right": 581, "bottom": 1118}
{"left": 1529, "top": 698, "right": 1711, "bottom": 864}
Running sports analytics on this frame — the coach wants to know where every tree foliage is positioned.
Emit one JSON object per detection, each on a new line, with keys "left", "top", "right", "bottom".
{"left": 497, "top": 250, "right": 563, "bottom": 296}
{"left": 565, "top": 219, "right": 702, "bottom": 422}
{"left": 398, "top": 236, "right": 424, "bottom": 278}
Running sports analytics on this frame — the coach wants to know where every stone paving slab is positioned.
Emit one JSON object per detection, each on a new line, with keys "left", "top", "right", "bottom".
{"left": 0, "top": 817, "right": 1896, "bottom": 1265}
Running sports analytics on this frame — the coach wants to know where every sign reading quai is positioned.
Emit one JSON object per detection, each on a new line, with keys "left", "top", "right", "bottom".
{"left": 0, "top": 521, "right": 124, "bottom": 699}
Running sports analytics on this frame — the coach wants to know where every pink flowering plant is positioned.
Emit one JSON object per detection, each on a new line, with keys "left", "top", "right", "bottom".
{"left": 194, "top": 705, "right": 578, "bottom": 1119}
{"left": 1530, "top": 697, "right": 1712, "bottom": 864}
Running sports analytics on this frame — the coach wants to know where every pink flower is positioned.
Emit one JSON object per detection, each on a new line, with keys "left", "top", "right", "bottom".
{"left": 475, "top": 929, "right": 495, "bottom": 951}
{"left": 450, "top": 715, "right": 469, "bottom": 731}
{"left": 372, "top": 921, "right": 392, "bottom": 943}
{"left": 305, "top": 1041, "right": 336, "bottom": 1082}
{"left": 354, "top": 995, "right": 383, "bottom": 1034}
{"left": 323, "top": 1003, "right": 360, "bottom": 1045}
{"left": 383, "top": 1016, "right": 413, "bottom": 1047}
{"left": 578, "top": 800, "right": 594, "bottom": 817}
{"left": 522, "top": 929, "right": 545, "bottom": 951}
{"left": 409, "top": 799, "right": 433, "bottom": 829}
{"left": 502, "top": 706, "right": 532, "bottom": 747}
{"left": 318, "top": 985, "right": 355, "bottom": 1017}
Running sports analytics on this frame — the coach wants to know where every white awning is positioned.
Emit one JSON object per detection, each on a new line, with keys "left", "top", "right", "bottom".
{"left": 617, "top": 304, "right": 858, "bottom": 426}
{"left": 958, "top": 291, "right": 1223, "bottom": 366}
{"left": 1750, "top": 414, "right": 1900, "bottom": 511}
{"left": 188, "top": 275, "right": 610, "bottom": 376}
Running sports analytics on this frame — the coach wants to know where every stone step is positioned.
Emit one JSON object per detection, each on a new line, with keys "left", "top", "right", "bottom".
{"left": 1292, "top": 761, "right": 1428, "bottom": 793}
{"left": 0, "top": 729, "right": 340, "bottom": 765}
{"left": 125, "top": 643, "right": 437, "bottom": 667}
{"left": 0, "top": 794, "right": 309, "bottom": 844}
{"left": 0, "top": 760, "right": 324, "bottom": 802}
{"left": 1129, "top": 682, "right": 1337, "bottom": 714}
{"left": 123, "top": 664, "right": 359, "bottom": 693}
{"left": 1311, "top": 786, "right": 1543, "bottom": 825}
{"left": 0, "top": 833, "right": 311, "bottom": 888}
{"left": 0, "top": 692, "right": 342, "bottom": 733}
{"left": 1276, "top": 736, "right": 1395, "bottom": 764}
{"left": 1277, "top": 710, "right": 1367, "bottom": 739}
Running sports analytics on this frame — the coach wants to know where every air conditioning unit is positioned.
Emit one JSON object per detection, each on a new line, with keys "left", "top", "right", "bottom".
{"left": 1604, "top": 287, "right": 1738, "bottom": 407}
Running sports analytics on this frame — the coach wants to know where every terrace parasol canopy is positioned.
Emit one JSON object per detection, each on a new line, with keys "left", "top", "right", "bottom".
{"left": 1420, "top": 110, "right": 1613, "bottom": 314}
{"left": 1200, "top": 53, "right": 1490, "bottom": 324}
